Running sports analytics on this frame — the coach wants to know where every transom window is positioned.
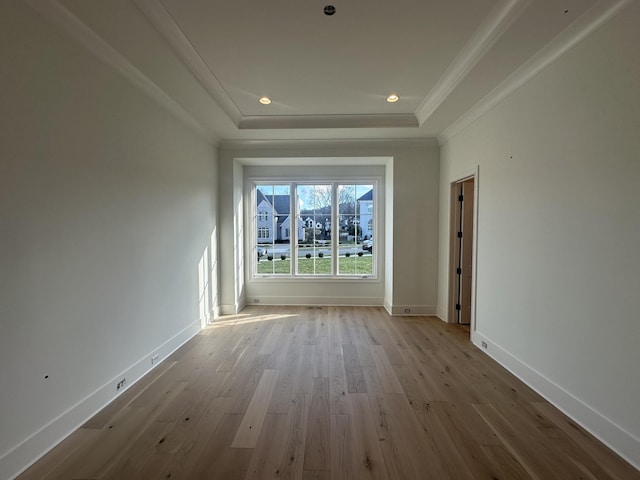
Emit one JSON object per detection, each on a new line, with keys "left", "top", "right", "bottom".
{"left": 253, "top": 181, "right": 376, "bottom": 278}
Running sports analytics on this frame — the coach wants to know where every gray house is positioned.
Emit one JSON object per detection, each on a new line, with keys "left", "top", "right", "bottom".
{"left": 256, "top": 190, "right": 303, "bottom": 243}
{"left": 357, "top": 189, "right": 373, "bottom": 239}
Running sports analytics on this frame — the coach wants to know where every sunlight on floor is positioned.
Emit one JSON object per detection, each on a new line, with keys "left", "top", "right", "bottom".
{"left": 207, "top": 312, "right": 297, "bottom": 328}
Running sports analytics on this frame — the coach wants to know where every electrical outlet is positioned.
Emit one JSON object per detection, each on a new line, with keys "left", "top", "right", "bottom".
{"left": 116, "top": 378, "right": 126, "bottom": 390}
{"left": 151, "top": 354, "right": 159, "bottom": 365}
{"left": 481, "top": 341, "right": 488, "bottom": 349}
{"left": 404, "top": 308, "right": 411, "bottom": 314}
{"left": 254, "top": 298, "right": 260, "bottom": 303}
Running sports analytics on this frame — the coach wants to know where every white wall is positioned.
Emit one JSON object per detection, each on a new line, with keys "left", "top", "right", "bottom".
{"left": 0, "top": 3, "right": 217, "bottom": 478}
{"left": 438, "top": 2, "right": 640, "bottom": 468}
{"left": 218, "top": 142, "right": 439, "bottom": 314}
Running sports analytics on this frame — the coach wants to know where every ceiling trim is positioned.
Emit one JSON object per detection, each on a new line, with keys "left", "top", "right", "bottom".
{"left": 415, "top": 0, "right": 530, "bottom": 125}
{"left": 219, "top": 137, "right": 439, "bottom": 151}
{"left": 238, "top": 114, "right": 419, "bottom": 130}
{"left": 134, "top": 0, "right": 422, "bottom": 132}
{"left": 134, "top": 0, "right": 243, "bottom": 126}
{"left": 236, "top": 156, "right": 393, "bottom": 166}
{"left": 26, "top": 0, "right": 214, "bottom": 143}
{"left": 438, "top": 0, "right": 632, "bottom": 145}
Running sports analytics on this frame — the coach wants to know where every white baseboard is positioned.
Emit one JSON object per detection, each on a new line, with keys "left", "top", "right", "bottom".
{"left": 229, "top": 298, "right": 434, "bottom": 316}
{"left": 2, "top": 321, "right": 202, "bottom": 480}
{"left": 237, "top": 298, "right": 246, "bottom": 313}
{"left": 471, "top": 331, "right": 640, "bottom": 471}
{"left": 388, "top": 304, "right": 437, "bottom": 316}
{"left": 384, "top": 300, "right": 392, "bottom": 315}
{"left": 220, "top": 303, "right": 240, "bottom": 315}
{"left": 245, "top": 296, "right": 384, "bottom": 307}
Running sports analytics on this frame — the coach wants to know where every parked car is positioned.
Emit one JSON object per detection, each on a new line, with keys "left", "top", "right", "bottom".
{"left": 362, "top": 239, "right": 373, "bottom": 252}
{"left": 257, "top": 246, "right": 267, "bottom": 258}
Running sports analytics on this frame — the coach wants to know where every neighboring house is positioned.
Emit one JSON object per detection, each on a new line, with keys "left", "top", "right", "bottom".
{"left": 297, "top": 191, "right": 372, "bottom": 241}
{"left": 358, "top": 189, "right": 373, "bottom": 239}
{"left": 301, "top": 215, "right": 331, "bottom": 241}
{"left": 256, "top": 190, "right": 303, "bottom": 243}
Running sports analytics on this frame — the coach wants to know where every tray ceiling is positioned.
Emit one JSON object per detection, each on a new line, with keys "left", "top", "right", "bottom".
{"left": 33, "top": 0, "right": 626, "bottom": 143}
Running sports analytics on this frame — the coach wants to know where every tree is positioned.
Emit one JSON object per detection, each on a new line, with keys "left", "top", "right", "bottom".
{"left": 349, "top": 224, "right": 362, "bottom": 237}
{"left": 310, "top": 185, "right": 331, "bottom": 210}
{"left": 338, "top": 185, "right": 355, "bottom": 215}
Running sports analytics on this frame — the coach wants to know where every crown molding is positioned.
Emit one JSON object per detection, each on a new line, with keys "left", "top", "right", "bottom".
{"left": 135, "top": 0, "right": 419, "bottom": 132}
{"left": 238, "top": 114, "right": 419, "bottom": 130}
{"left": 438, "top": 0, "right": 631, "bottom": 145}
{"left": 218, "top": 137, "right": 439, "bottom": 151}
{"left": 134, "top": 0, "right": 243, "bottom": 126}
{"left": 415, "top": 0, "right": 530, "bottom": 125}
{"left": 25, "top": 0, "right": 214, "bottom": 143}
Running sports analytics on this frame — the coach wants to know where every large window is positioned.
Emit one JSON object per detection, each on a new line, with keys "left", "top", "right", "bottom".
{"left": 253, "top": 181, "right": 376, "bottom": 278}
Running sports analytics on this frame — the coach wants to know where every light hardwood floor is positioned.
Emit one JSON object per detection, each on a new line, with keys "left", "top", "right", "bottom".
{"left": 18, "top": 306, "right": 640, "bottom": 479}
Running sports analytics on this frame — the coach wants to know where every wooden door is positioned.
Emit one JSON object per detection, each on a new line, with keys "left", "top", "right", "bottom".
{"left": 451, "top": 178, "right": 474, "bottom": 325}
{"left": 459, "top": 179, "right": 474, "bottom": 325}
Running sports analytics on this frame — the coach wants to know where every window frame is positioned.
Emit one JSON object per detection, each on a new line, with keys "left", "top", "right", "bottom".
{"left": 250, "top": 177, "right": 379, "bottom": 280}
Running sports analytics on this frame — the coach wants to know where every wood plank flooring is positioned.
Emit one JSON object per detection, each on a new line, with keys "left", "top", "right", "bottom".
{"left": 18, "top": 306, "right": 640, "bottom": 480}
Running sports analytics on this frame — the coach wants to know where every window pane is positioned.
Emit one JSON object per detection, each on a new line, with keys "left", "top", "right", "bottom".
{"left": 297, "top": 184, "right": 332, "bottom": 275}
{"left": 256, "top": 184, "right": 291, "bottom": 275}
{"left": 338, "top": 184, "right": 373, "bottom": 275}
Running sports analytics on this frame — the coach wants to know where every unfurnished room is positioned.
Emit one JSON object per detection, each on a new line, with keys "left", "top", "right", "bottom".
{"left": 1, "top": 0, "right": 639, "bottom": 479}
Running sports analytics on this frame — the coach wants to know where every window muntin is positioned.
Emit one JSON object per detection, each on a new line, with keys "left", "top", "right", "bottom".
{"left": 253, "top": 180, "right": 376, "bottom": 278}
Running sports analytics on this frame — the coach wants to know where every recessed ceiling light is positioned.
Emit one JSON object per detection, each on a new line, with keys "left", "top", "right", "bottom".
{"left": 387, "top": 94, "right": 399, "bottom": 103}
{"left": 259, "top": 96, "right": 272, "bottom": 105}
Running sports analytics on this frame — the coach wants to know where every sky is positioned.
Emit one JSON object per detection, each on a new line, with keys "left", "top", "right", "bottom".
{"left": 257, "top": 184, "right": 372, "bottom": 212}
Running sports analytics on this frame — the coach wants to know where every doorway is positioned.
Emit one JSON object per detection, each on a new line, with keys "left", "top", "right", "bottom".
{"left": 449, "top": 175, "right": 476, "bottom": 327}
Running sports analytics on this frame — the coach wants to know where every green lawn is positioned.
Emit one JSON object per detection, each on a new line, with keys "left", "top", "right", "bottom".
{"left": 257, "top": 255, "right": 373, "bottom": 275}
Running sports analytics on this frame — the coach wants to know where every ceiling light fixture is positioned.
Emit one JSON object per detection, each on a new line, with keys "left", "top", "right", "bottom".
{"left": 259, "top": 96, "right": 272, "bottom": 105}
{"left": 387, "top": 94, "right": 399, "bottom": 103}
{"left": 324, "top": 5, "right": 336, "bottom": 16}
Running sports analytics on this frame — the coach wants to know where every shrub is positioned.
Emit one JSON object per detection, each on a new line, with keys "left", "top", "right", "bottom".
{"left": 305, "top": 253, "right": 312, "bottom": 259}
{"left": 318, "top": 252, "right": 324, "bottom": 258}
{"left": 345, "top": 252, "right": 351, "bottom": 258}
{"left": 280, "top": 254, "right": 286, "bottom": 261}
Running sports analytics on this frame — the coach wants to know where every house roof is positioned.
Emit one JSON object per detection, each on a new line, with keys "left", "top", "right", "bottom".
{"left": 272, "top": 195, "right": 290, "bottom": 214}
{"left": 257, "top": 191, "right": 290, "bottom": 215}
{"left": 256, "top": 189, "right": 267, "bottom": 207}
{"left": 357, "top": 190, "right": 373, "bottom": 202}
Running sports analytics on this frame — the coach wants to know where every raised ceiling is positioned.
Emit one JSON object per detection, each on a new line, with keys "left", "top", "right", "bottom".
{"left": 30, "top": 0, "right": 627, "bottom": 143}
